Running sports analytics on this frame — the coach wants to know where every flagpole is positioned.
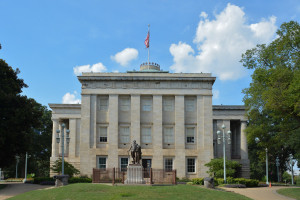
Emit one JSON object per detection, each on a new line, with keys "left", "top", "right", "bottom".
{"left": 148, "top": 24, "right": 150, "bottom": 68}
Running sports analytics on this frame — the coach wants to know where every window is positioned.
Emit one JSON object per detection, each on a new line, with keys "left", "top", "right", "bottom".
{"left": 99, "top": 97, "right": 108, "bottom": 111}
{"left": 119, "top": 127, "right": 130, "bottom": 143}
{"left": 164, "top": 158, "right": 173, "bottom": 172}
{"left": 186, "top": 127, "right": 195, "bottom": 143}
{"left": 163, "top": 98, "right": 174, "bottom": 111}
{"left": 163, "top": 127, "right": 174, "bottom": 144}
{"left": 185, "top": 98, "right": 195, "bottom": 112}
{"left": 120, "top": 98, "right": 130, "bottom": 111}
{"left": 142, "top": 99, "right": 152, "bottom": 111}
{"left": 120, "top": 158, "right": 129, "bottom": 171}
{"left": 187, "top": 158, "right": 196, "bottom": 173}
{"left": 141, "top": 127, "right": 152, "bottom": 143}
{"left": 98, "top": 157, "right": 107, "bottom": 169}
{"left": 99, "top": 127, "right": 107, "bottom": 142}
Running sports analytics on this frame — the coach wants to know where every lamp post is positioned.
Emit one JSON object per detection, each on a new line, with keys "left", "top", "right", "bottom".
{"left": 56, "top": 123, "right": 70, "bottom": 175}
{"left": 289, "top": 154, "right": 295, "bottom": 185}
{"left": 276, "top": 156, "right": 280, "bottom": 183}
{"left": 217, "top": 124, "right": 231, "bottom": 183}
{"left": 255, "top": 137, "right": 269, "bottom": 184}
{"left": 15, "top": 155, "right": 20, "bottom": 178}
{"left": 23, "top": 152, "right": 31, "bottom": 183}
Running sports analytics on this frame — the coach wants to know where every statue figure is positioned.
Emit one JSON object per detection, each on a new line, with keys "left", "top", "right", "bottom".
{"left": 128, "top": 140, "right": 142, "bottom": 164}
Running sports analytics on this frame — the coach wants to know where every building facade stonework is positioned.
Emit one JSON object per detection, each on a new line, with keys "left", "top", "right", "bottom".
{"left": 49, "top": 64, "right": 250, "bottom": 178}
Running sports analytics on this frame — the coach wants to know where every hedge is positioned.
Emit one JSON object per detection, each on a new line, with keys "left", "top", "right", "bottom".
{"left": 68, "top": 177, "right": 92, "bottom": 183}
{"left": 191, "top": 177, "right": 259, "bottom": 187}
{"left": 33, "top": 177, "right": 55, "bottom": 184}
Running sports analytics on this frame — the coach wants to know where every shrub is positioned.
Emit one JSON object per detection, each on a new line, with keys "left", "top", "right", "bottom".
{"left": 177, "top": 177, "right": 191, "bottom": 182}
{"left": 282, "top": 172, "right": 291, "bottom": 183}
{"left": 234, "top": 178, "right": 259, "bottom": 187}
{"left": 186, "top": 182, "right": 193, "bottom": 185}
{"left": 5, "top": 178, "right": 23, "bottom": 182}
{"left": 215, "top": 178, "right": 225, "bottom": 186}
{"left": 224, "top": 184, "right": 246, "bottom": 188}
{"left": 205, "top": 158, "right": 241, "bottom": 178}
{"left": 50, "top": 159, "right": 80, "bottom": 177}
{"left": 33, "top": 177, "right": 55, "bottom": 184}
{"left": 69, "top": 177, "right": 92, "bottom": 184}
{"left": 192, "top": 178, "right": 204, "bottom": 185}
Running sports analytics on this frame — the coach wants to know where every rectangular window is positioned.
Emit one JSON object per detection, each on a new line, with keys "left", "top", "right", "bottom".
{"left": 186, "top": 127, "right": 195, "bottom": 143}
{"left": 99, "top": 127, "right": 107, "bottom": 142}
{"left": 163, "top": 127, "right": 174, "bottom": 144}
{"left": 142, "top": 99, "right": 152, "bottom": 111}
{"left": 99, "top": 98, "right": 108, "bottom": 111}
{"left": 141, "top": 127, "right": 152, "bottom": 143}
{"left": 120, "top": 158, "right": 129, "bottom": 171}
{"left": 120, "top": 98, "right": 130, "bottom": 111}
{"left": 164, "top": 158, "right": 173, "bottom": 172}
{"left": 163, "top": 98, "right": 174, "bottom": 111}
{"left": 119, "top": 127, "right": 130, "bottom": 143}
{"left": 187, "top": 158, "right": 196, "bottom": 173}
{"left": 98, "top": 157, "right": 107, "bottom": 169}
{"left": 185, "top": 98, "right": 195, "bottom": 112}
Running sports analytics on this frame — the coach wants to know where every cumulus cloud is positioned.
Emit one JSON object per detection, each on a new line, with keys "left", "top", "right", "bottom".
{"left": 111, "top": 48, "right": 138, "bottom": 66}
{"left": 73, "top": 62, "right": 107, "bottom": 76}
{"left": 170, "top": 3, "right": 277, "bottom": 80}
{"left": 62, "top": 91, "right": 81, "bottom": 104}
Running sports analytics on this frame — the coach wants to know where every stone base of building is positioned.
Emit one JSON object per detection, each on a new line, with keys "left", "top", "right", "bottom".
{"left": 124, "top": 164, "right": 146, "bottom": 184}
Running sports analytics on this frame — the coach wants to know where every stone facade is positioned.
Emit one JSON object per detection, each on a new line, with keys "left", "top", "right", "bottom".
{"left": 49, "top": 66, "right": 250, "bottom": 178}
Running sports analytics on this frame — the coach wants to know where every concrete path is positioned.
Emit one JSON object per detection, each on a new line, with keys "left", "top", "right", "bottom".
{"left": 0, "top": 182, "right": 53, "bottom": 200}
{"left": 222, "top": 186, "right": 298, "bottom": 200}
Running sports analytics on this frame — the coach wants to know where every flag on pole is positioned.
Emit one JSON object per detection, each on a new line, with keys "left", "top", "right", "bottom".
{"left": 144, "top": 31, "right": 149, "bottom": 48}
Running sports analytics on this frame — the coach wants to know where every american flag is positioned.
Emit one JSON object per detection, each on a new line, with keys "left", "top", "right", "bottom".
{"left": 144, "top": 31, "right": 149, "bottom": 48}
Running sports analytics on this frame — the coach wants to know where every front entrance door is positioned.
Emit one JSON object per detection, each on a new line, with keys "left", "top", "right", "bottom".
{"left": 142, "top": 159, "right": 152, "bottom": 178}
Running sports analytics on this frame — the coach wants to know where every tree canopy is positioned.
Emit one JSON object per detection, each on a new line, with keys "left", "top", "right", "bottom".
{"left": 241, "top": 21, "right": 300, "bottom": 179}
{"left": 0, "top": 59, "right": 52, "bottom": 176}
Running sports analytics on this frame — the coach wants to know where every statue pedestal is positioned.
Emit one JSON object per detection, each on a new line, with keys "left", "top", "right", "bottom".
{"left": 124, "top": 164, "right": 145, "bottom": 184}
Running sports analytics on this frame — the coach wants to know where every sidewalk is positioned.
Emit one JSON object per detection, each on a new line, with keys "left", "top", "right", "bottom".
{"left": 0, "top": 182, "right": 53, "bottom": 200}
{"left": 222, "top": 186, "right": 297, "bottom": 200}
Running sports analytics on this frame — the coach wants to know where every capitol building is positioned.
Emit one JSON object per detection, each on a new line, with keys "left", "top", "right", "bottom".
{"left": 49, "top": 62, "right": 250, "bottom": 179}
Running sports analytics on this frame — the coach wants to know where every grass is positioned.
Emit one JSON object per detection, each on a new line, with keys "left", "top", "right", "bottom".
{"left": 9, "top": 183, "right": 251, "bottom": 200}
{"left": 277, "top": 188, "right": 300, "bottom": 200}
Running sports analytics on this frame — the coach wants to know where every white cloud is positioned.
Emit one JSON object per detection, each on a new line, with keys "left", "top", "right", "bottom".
{"left": 111, "top": 48, "right": 138, "bottom": 66}
{"left": 213, "top": 90, "right": 220, "bottom": 100}
{"left": 73, "top": 62, "right": 107, "bottom": 76}
{"left": 62, "top": 91, "right": 81, "bottom": 104}
{"left": 170, "top": 3, "right": 277, "bottom": 80}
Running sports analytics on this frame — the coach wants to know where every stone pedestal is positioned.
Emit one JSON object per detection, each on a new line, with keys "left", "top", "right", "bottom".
{"left": 204, "top": 177, "right": 214, "bottom": 188}
{"left": 124, "top": 164, "right": 145, "bottom": 184}
{"left": 53, "top": 175, "right": 69, "bottom": 187}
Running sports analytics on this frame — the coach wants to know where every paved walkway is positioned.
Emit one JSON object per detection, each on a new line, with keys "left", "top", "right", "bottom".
{"left": 222, "top": 186, "right": 298, "bottom": 200}
{"left": 0, "top": 182, "right": 53, "bottom": 200}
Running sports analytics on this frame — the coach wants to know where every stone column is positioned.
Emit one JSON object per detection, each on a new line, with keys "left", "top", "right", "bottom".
{"left": 131, "top": 95, "right": 140, "bottom": 144}
{"left": 69, "top": 119, "right": 77, "bottom": 158}
{"left": 198, "top": 95, "right": 214, "bottom": 177}
{"left": 240, "top": 121, "right": 248, "bottom": 160}
{"left": 107, "top": 94, "right": 118, "bottom": 168}
{"left": 51, "top": 119, "right": 59, "bottom": 157}
{"left": 90, "top": 95, "right": 97, "bottom": 148}
{"left": 174, "top": 95, "right": 185, "bottom": 178}
{"left": 80, "top": 94, "right": 91, "bottom": 175}
{"left": 152, "top": 95, "right": 163, "bottom": 169}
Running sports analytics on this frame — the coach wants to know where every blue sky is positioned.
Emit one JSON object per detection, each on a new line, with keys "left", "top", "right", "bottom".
{"left": 0, "top": 0, "right": 299, "bottom": 107}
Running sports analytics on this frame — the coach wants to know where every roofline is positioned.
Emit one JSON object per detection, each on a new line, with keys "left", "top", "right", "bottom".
{"left": 49, "top": 104, "right": 81, "bottom": 109}
{"left": 213, "top": 105, "right": 246, "bottom": 110}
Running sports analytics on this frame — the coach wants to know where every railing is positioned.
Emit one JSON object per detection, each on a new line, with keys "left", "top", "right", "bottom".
{"left": 93, "top": 168, "right": 176, "bottom": 185}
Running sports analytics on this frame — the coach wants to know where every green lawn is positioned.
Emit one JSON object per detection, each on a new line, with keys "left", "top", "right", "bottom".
{"left": 9, "top": 183, "right": 251, "bottom": 200}
{"left": 277, "top": 188, "right": 300, "bottom": 200}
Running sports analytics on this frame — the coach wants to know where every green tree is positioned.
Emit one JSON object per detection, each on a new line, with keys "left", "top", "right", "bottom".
{"left": 50, "top": 159, "right": 80, "bottom": 177}
{"left": 0, "top": 59, "right": 52, "bottom": 177}
{"left": 241, "top": 21, "right": 300, "bottom": 179}
{"left": 205, "top": 158, "right": 241, "bottom": 178}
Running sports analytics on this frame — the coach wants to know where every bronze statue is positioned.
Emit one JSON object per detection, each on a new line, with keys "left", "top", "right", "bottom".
{"left": 128, "top": 140, "right": 142, "bottom": 164}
